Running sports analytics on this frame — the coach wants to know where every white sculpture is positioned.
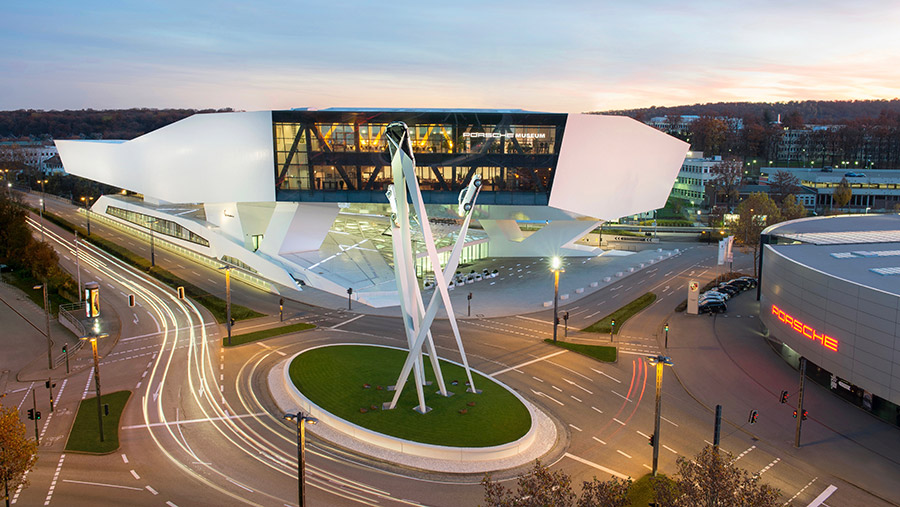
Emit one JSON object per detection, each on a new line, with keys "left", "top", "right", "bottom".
{"left": 382, "top": 122, "right": 481, "bottom": 413}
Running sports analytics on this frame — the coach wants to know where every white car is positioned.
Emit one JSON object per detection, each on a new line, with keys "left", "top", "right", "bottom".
{"left": 457, "top": 174, "right": 482, "bottom": 216}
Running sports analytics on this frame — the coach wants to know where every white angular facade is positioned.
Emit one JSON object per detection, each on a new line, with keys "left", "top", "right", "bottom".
{"left": 56, "top": 109, "right": 688, "bottom": 306}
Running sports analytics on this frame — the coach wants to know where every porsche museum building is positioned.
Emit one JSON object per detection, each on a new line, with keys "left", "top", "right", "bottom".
{"left": 760, "top": 214, "right": 900, "bottom": 425}
{"left": 55, "top": 108, "right": 687, "bottom": 307}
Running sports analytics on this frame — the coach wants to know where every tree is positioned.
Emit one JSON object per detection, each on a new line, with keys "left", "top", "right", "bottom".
{"left": 482, "top": 460, "right": 631, "bottom": 507}
{"left": 833, "top": 177, "right": 852, "bottom": 212}
{"left": 767, "top": 170, "right": 801, "bottom": 206}
{"left": 733, "top": 192, "right": 781, "bottom": 276}
{"left": 652, "top": 446, "right": 780, "bottom": 507}
{"left": 689, "top": 117, "right": 728, "bottom": 154}
{"left": 780, "top": 194, "right": 807, "bottom": 221}
{"left": 1, "top": 403, "right": 38, "bottom": 507}
{"left": 710, "top": 158, "right": 744, "bottom": 209}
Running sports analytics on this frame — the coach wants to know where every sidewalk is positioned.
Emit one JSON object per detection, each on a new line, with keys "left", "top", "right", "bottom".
{"left": 666, "top": 291, "right": 900, "bottom": 504}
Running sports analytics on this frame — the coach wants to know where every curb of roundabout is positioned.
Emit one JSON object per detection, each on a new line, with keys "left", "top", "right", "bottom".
{"left": 267, "top": 343, "right": 560, "bottom": 474}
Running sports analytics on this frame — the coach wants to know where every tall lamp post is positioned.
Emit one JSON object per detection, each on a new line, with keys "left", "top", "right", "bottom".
{"left": 219, "top": 265, "right": 233, "bottom": 345}
{"left": 38, "top": 177, "right": 48, "bottom": 212}
{"left": 550, "top": 256, "right": 564, "bottom": 343}
{"left": 647, "top": 355, "right": 674, "bottom": 476}
{"left": 80, "top": 196, "right": 94, "bottom": 236}
{"left": 38, "top": 198, "right": 45, "bottom": 242}
{"left": 33, "top": 282, "right": 53, "bottom": 370}
{"left": 284, "top": 411, "right": 318, "bottom": 507}
{"left": 81, "top": 332, "right": 109, "bottom": 442}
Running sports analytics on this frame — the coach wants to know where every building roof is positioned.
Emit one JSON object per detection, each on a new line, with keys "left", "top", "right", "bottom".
{"left": 765, "top": 214, "right": 900, "bottom": 297}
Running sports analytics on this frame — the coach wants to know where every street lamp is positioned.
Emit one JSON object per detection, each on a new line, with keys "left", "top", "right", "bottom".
{"left": 80, "top": 196, "right": 94, "bottom": 236}
{"left": 284, "top": 411, "right": 318, "bottom": 507}
{"left": 38, "top": 178, "right": 48, "bottom": 212}
{"left": 38, "top": 198, "right": 45, "bottom": 242}
{"left": 219, "top": 265, "right": 233, "bottom": 345}
{"left": 33, "top": 282, "right": 53, "bottom": 370}
{"left": 647, "top": 355, "right": 674, "bottom": 476}
{"left": 80, "top": 332, "right": 109, "bottom": 442}
{"left": 550, "top": 256, "right": 564, "bottom": 343}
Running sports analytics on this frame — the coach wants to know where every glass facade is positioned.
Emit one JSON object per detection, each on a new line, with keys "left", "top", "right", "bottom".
{"left": 106, "top": 206, "right": 210, "bottom": 247}
{"left": 273, "top": 109, "right": 566, "bottom": 205}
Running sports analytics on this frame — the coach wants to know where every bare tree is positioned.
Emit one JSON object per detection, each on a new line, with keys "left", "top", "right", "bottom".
{"left": 768, "top": 170, "right": 801, "bottom": 206}
{"left": 710, "top": 158, "right": 744, "bottom": 210}
{"left": 833, "top": 177, "right": 852, "bottom": 212}
{"left": 1, "top": 403, "right": 39, "bottom": 507}
{"left": 482, "top": 461, "right": 631, "bottom": 507}
{"left": 652, "top": 446, "right": 780, "bottom": 507}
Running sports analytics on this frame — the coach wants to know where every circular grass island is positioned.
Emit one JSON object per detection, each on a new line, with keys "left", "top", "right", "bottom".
{"left": 289, "top": 344, "right": 532, "bottom": 448}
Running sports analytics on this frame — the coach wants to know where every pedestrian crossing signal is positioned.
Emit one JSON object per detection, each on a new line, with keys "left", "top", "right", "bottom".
{"left": 749, "top": 410, "right": 759, "bottom": 424}
{"left": 801, "top": 410, "right": 808, "bottom": 421}
{"left": 35, "top": 411, "right": 41, "bottom": 420}
{"left": 648, "top": 433, "right": 655, "bottom": 446}
{"left": 27, "top": 408, "right": 34, "bottom": 420}
{"left": 780, "top": 390, "right": 789, "bottom": 403}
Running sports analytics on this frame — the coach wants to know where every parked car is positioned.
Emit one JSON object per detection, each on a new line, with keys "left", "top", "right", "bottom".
{"left": 844, "top": 172, "right": 866, "bottom": 178}
{"left": 700, "top": 292, "right": 727, "bottom": 302}
{"left": 736, "top": 276, "right": 758, "bottom": 288}
{"left": 699, "top": 300, "right": 728, "bottom": 314}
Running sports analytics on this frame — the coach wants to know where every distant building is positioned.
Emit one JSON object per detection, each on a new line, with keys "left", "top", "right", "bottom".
{"left": 0, "top": 141, "right": 62, "bottom": 173}
{"left": 646, "top": 115, "right": 743, "bottom": 135}
{"left": 762, "top": 167, "right": 900, "bottom": 212}
{"left": 670, "top": 151, "right": 723, "bottom": 204}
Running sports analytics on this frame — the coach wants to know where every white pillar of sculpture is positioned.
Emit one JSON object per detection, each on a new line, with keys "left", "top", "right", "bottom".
{"left": 383, "top": 122, "right": 481, "bottom": 413}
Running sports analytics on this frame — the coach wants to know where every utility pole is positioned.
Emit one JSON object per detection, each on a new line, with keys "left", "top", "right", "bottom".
{"left": 564, "top": 311, "right": 569, "bottom": 337}
{"left": 467, "top": 292, "right": 472, "bottom": 317}
{"left": 36, "top": 281, "right": 52, "bottom": 370}
{"left": 31, "top": 389, "right": 39, "bottom": 443}
{"left": 795, "top": 356, "right": 807, "bottom": 448}
{"left": 713, "top": 404, "right": 722, "bottom": 450}
{"left": 90, "top": 336, "right": 104, "bottom": 442}
{"left": 648, "top": 355, "right": 673, "bottom": 476}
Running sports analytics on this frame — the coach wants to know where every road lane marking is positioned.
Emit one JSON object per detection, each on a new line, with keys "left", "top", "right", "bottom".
{"left": 757, "top": 457, "right": 780, "bottom": 476}
{"left": 613, "top": 418, "right": 625, "bottom": 425}
{"left": 515, "top": 315, "right": 551, "bottom": 325}
{"left": 61, "top": 480, "right": 143, "bottom": 491}
{"left": 257, "top": 342, "right": 287, "bottom": 356}
{"left": 490, "top": 350, "right": 567, "bottom": 377}
{"left": 611, "top": 391, "right": 632, "bottom": 402}
{"left": 592, "top": 437, "right": 606, "bottom": 445}
{"left": 551, "top": 385, "right": 563, "bottom": 392}
{"left": 806, "top": 484, "right": 837, "bottom": 507}
{"left": 569, "top": 424, "right": 582, "bottom": 432}
{"left": 663, "top": 445, "right": 677, "bottom": 454}
{"left": 121, "top": 454, "right": 128, "bottom": 463}
{"left": 661, "top": 416, "right": 679, "bottom": 427}
{"left": 122, "top": 412, "right": 266, "bottom": 429}
{"left": 733, "top": 445, "right": 755, "bottom": 462}
{"left": 532, "top": 376, "right": 544, "bottom": 383}
{"left": 617, "top": 450, "right": 632, "bottom": 459}
{"left": 530, "top": 389, "right": 564, "bottom": 406}
{"left": 563, "top": 378, "right": 593, "bottom": 394}
{"left": 618, "top": 350, "right": 655, "bottom": 357}
{"left": 570, "top": 395, "right": 582, "bottom": 402}
{"left": 636, "top": 430, "right": 650, "bottom": 439}
{"left": 591, "top": 406, "right": 603, "bottom": 414}
{"left": 227, "top": 478, "right": 254, "bottom": 492}
{"left": 329, "top": 314, "right": 364, "bottom": 329}
{"left": 784, "top": 477, "right": 818, "bottom": 506}
{"left": 130, "top": 470, "right": 140, "bottom": 480}
{"left": 591, "top": 367, "right": 621, "bottom": 383}
{"left": 564, "top": 453, "right": 628, "bottom": 479}
{"left": 146, "top": 485, "right": 159, "bottom": 495}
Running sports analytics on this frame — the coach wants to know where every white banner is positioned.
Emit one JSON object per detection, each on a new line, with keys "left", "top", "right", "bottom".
{"left": 725, "top": 235, "right": 734, "bottom": 263}
{"left": 717, "top": 239, "right": 727, "bottom": 265}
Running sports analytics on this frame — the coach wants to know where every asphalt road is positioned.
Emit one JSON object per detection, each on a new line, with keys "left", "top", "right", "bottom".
{"left": 6, "top": 190, "right": 899, "bottom": 506}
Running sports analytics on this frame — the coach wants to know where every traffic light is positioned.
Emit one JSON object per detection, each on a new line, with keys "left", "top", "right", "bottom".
{"left": 780, "top": 390, "right": 789, "bottom": 404}
{"left": 347, "top": 287, "right": 353, "bottom": 295}
{"left": 467, "top": 292, "right": 472, "bottom": 301}
{"left": 62, "top": 344, "right": 67, "bottom": 353}
{"left": 801, "top": 410, "right": 808, "bottom": 421}
{"left": 230, "top": 317, "right": 235, "bottom": 327}
{"left": 664, "top": 324, "right": 669, "bottom": 333}
{"left": 46, "top": 380, "right": 51, "bottom": 389}
{"left": 27, "top": 408, "right": 34, "bottom": 420}
{"left": 792, "top": 409, "right": 798, "bottom": 418}
{"left": 177, "top": 286, "right": 185, "bottom": 299}
{"left": 648, "top": 433, "right": 655, "bottom": 446}
{"left": 749, "top": 410, "right": 759, "bottom": 424}
{"left": 35, "top": 411, "right": 41, "bottom": 420}
{"left": 128, "top": 294, "right": 135, "bottom": 307}
{"left": 611, "top": 319, "right": 616, "bottom": 327}
{"left": 564, "top": 311, "right": 569, "bottom": 322}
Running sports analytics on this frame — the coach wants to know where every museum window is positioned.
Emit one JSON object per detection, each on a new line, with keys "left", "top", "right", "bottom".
{"left": 106, "top": 206, "right": 210, "bottom": 247}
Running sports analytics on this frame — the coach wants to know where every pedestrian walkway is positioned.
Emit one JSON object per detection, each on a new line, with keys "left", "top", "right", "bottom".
{"left": 665, "top": 291, "right": 900, "bottom": 503}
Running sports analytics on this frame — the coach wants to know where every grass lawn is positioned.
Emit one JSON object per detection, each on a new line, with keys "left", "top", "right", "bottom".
{"left": 224, "top": 322, "right": 316, "bottom": 347}
{"left": 582, "top": 292, "right": 657, "bottom": 334}
{"left": 65, "top": 390, "right": 131, "bottom": 454}
{"left": 543, "top": 339, "right": 616, "bottom": 362}
{"left": 290, "top": 345, "right": 531, "bottom": 447}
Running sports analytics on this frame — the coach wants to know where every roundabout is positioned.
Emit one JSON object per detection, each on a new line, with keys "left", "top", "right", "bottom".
{"left": 268, "top": 343, "right": 559, "bottom": 473}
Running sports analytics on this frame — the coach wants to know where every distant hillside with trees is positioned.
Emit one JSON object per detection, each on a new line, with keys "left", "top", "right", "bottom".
{"left": 0, "top": 108, "right": 234, "bottom": 141}
{"left": 598, "top": 99, "right": 900, "bottom": 124}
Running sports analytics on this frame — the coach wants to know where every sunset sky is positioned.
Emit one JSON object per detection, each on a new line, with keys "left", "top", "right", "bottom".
{"left": 2, "top": 0, "right": 899, "bottom": 113}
